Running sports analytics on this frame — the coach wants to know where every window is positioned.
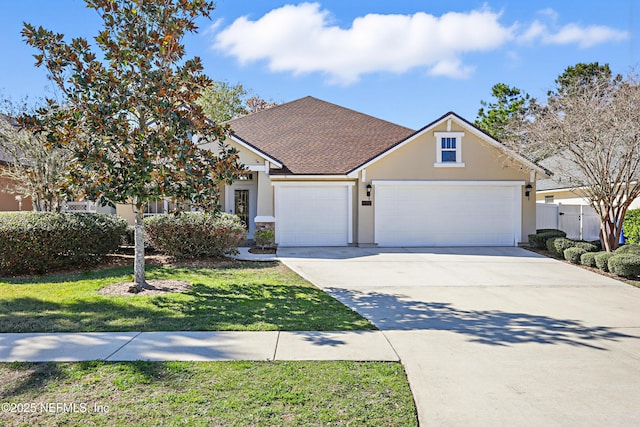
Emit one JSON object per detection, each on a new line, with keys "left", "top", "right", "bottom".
{"left": 434, "top": 132, "right": 465, "bottom": 167}
{"left": 544, "top": 195, "right": 554, "bottom": 204}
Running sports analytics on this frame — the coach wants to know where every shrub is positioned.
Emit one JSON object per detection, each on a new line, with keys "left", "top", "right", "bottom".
{"left": 623, "top": 209, "right": 640, "bottom": 244}
{"left": 254, "top": 228, "right": 275, "bottom": 250}
{"left": 580, "top": 252, "right": 598, "bottom": 268}
{"left": 144, "top": 212, "right": 246, "bottom": 259}
{"left": 573, "top": 241, "right": 599, "bottom": 252}
{"left": 547, "top": 237, "right": 576, "bottom": 256}
{"left": 594, "top": 252, "right": 615, "bottom": 272}
{"left": 529, "top": 230, "right": 567, "bottom": 249}
{"left": 564, "top": 247, "right": 586, "bottom": 264}
{"left": 0, "top": 212, "right": 127, "bottom": 276}
{"left": 615, "top": 244, "right": 640, "bottom": 255}
{"left": 536, "top": 228, "right": 564, "bottom": 234}
{"left": 607, "top": 254, "right": 640, "bottom": 278}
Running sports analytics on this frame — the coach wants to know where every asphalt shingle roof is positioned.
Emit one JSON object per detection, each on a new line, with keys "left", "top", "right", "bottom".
{"left": 227, "top": 96, "right": 416, "bottom": 175}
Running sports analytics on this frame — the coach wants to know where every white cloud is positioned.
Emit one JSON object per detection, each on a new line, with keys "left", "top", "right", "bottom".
{"left": 518, "top": 9, "right": 628, "bottom": 48}
{"left": 544, "top": 24, "right": 628, "bottom": 48}
{"left": 214, "top": 3, "right": 513, "bottom": 84}
{"left": 213, "top": 4, "right": 629, "bottom": 84}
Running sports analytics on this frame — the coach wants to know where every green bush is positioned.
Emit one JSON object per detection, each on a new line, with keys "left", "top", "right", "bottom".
{"left": 573, "top": 241, "right": 599, "bottom": 252}
{"left": 564, "top": 247, "right": 586, "bottom": 264}
{"left": 607, "top": 254, "right": 640, "bottom": 278}
{"left": 254, "top": 228, "right": 275, "bottom": 250}
{"left": 529, "top": 230, "right": 567, "bottom": 249}
{"left": 623, "top": 209, "right": 640, "bottom": 244}
{"left": 536, "top": 228, "right": 564, "bottom": 234}
{"left": 594, "top": 252, "right": 615, "bottom": 272}
{"left": 0, "top": 212, "right": 127, "bottom": 276}
{"left": 615, "top": 244, "right": 640, "bottom": 255}
{"left": 144, "top": 212, "right": 246, "bottom": 259}
{"left": 580, "top": 252, "right": 598, "bottom": 267}
{"left": 547, "top": 237, "right": 576, "bottom": 256}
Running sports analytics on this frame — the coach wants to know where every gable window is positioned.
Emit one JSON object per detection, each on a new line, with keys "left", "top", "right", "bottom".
{"left": 434, "top": 132, "right": 465, "bottom": 167}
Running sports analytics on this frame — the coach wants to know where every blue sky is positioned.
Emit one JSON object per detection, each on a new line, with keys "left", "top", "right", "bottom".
{"left": 0, "top": 0, "right": 637, "bottom": 129}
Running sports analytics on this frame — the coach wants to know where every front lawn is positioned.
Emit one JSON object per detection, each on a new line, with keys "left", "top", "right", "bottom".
{"left": 0, "top": 262, "right": 375, "bottom": 333}
{"left": 0, "top": 360, "right": 417, "bottom": 426}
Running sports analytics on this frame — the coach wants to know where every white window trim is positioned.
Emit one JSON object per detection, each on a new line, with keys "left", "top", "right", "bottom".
{"left": 434, "top": 131, "right": 465, "bottom": 167}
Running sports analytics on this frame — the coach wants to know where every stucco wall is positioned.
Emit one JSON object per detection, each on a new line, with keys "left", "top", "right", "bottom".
{"left": 358, "top": 120, "right": 536, "bottom": 244}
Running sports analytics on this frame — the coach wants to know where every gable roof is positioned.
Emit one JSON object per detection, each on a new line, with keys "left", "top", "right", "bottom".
{"left": 227, "top": 96, "right": 415, "bottom": 175}
{"left": 350, "top": 111, "right": 550, "bottom": 176}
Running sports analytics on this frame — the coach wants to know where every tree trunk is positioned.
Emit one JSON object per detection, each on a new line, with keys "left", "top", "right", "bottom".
{"left": 130, "top": 205, "right": 147, "bottom": 293}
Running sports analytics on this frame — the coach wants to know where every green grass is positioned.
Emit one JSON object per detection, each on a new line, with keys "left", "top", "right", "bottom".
{"left": 0, "top": 262, "right": 375, "bottom": 333}
{"left": 0, "top": 361, "right": 417, "bottom": 426}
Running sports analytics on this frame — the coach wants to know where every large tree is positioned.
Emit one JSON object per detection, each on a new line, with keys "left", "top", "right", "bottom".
{"left": 22, "top": 0, "right": 245, "bottom": 291}
{"left": 509, "top": 64, "right": 640, "bottom": 251}
{"left": 0, "top": 97, "right": 72, "bottom": 211}
{"left": 475, "top": 83, "right": 532, "bottom": 142}
{"left": 197, "top": 81, "right": 277, "bottom": 123}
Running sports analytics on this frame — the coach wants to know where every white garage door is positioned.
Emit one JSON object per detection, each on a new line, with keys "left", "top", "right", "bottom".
{"left": 374, "top": 181, "right": 522, "bottom": 246}
{"left": 275, "top": 184, "right": 352, "bottom": 246}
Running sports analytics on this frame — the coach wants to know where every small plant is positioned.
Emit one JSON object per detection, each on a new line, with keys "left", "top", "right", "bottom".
{"left": 547, "top": 237, "right": 575, "bottom": 257}
{"left": 529, "top": 230, "right": 566, "bottom": 249}
{"left": 615, "top": 244, "right": 640, "bottom": 255}
{"left": 580, "top": 252, "right": 598, "bottom": 268}
{"left": 573, "top": 241, "right": 599, "bottom": 252}
{"left": 564, "top": 247, "right": 586, "bottom": 264}
{"left": 594, "top": 252, "right": 615, "bottom": 272}
{"left": 607, "top": 254, "right": 640, "bottom": 278}
{"left": 254, "top": 228, "right": 276, "bottom": 250}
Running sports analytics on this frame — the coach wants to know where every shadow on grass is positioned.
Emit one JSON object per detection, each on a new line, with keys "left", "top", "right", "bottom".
{"left": 0, "top": 264, "right": 374, "bottom": 333}
{"left": 0, "top": 360, "right": 169, "bottom": 400}
{"left": 326, "top": 288, "right": 639, "bottom": 350}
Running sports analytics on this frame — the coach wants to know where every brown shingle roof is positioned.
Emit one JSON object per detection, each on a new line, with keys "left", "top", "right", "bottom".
{"left": 227, "top": 96, "right": 415, "bottom": 175}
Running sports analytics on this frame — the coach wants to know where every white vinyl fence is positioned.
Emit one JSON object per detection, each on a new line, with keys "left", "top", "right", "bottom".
{"left": 536, "top": 203, "right": 601, "bottom": 241}
{"left": 61, "top": 201, "right": 97, "bottom": 213}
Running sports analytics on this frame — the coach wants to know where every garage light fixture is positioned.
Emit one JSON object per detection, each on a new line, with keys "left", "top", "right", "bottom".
{"left": 525, "top": 184, "right": 532, "bottom": 199}
{"left": 366, "top": 184, "right": 372, "bottom": 198}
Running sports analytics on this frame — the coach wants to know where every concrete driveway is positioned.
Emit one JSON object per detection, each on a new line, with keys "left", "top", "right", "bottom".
{"left": 278, "top": 247, "right": 640, "bottom": 426}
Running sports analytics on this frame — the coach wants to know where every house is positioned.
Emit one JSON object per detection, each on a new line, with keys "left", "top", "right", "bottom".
{"left": 0, "top": 148, "right": 33, "bottom": 211}
{"left": 195, "top": 96, "right": 547, "bottom": 247}
{"left": 535, "top": 156, "right": 640, "bottom": 210}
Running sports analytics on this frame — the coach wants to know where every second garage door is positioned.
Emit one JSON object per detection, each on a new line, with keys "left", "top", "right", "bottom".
{"left": 374, "top": 181, "right": 522, "bottom": 246}
{"left": 275, "top": 184, "right": 352, "bottom": 246}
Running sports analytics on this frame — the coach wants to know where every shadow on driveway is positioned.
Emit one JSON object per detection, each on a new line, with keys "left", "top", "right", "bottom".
{"left": 326, "top": 288, "right": 639, "bottom": 350}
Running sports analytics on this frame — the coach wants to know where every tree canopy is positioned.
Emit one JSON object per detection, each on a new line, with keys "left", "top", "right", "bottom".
{"left": 484, "top": 63, "right": 640, "bottom": 251}
{"left": 22, "top": 0, "right": 246, "bottom": 289}
{"left": 475, "top": 83, "right": 532, "bottom": 142}
{"left": 197, "top": 81, "right": 277, "bottom": 123}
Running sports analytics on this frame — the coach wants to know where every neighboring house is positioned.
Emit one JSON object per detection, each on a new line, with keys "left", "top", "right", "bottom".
{"left": 535, "top": 156, "right": 640, "bottom": 210}
{"left": 194, "top": 96, "right": 547, "bottom": 247}
{"left": 0, "top": 148, "right": 33, "bottom": 211}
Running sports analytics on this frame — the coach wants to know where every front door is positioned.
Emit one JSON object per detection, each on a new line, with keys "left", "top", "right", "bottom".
{"left": 234, "top": 189, "right": 250, "bottom": 229}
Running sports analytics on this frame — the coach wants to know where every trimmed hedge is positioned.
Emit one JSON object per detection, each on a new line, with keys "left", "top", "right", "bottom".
{"left": 580, "top": 252, "right": 598, "bottom": 268}
{"left": 547, "top": 237, "right": 576, "bottom": 257}
{"left": 144, "top": 212, "right": 246, "bottom": 259}
{"left": 564, "top": 247, "right": 586, "bottom": 264}
{"left": 529, "top": 230, "right": 566, "bottom": 249}
{"left": 0, "top": 212, "right": 127, "bottom": 276}
{"left": 615, "top": 244, "right": 640, "bottom": 255}
{"left": 623, "top": 209, "right": 640, "bottom": 245}
{"left": 594, "top": 252, "right": 615, "bottom": 272}
{"left": 607, "top": 254, "right": 640, "bottom": 278}
{"left": 573, "top": 241, "right": 599, "bottom": 252}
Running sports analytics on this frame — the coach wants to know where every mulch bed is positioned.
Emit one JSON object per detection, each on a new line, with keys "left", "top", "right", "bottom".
{"left": 99, "top": 279, "right": 192, "bottom": 296}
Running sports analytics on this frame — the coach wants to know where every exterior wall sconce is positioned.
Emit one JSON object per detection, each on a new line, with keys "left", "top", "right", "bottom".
{"left": 366, "top": 184, "right": 372, "bottom": 198}
{"left": 525, "top": 184, "right": 533, "bottom": 200}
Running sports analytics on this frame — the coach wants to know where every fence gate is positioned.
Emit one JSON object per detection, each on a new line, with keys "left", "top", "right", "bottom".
{"left": 536, "top": 203, "right": 600, "bottom": 241}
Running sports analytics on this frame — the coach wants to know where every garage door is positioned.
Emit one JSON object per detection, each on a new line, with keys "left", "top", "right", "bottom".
{"left": 374, "top": 181, "right": 522, "bottom": 246}
{"left": 275, "top": 184, "right": 352, "bottom": 246}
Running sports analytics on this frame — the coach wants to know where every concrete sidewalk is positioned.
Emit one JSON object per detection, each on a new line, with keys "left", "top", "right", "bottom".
{"left": 0, "top": 331, "right": 398, "bottom": 362}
